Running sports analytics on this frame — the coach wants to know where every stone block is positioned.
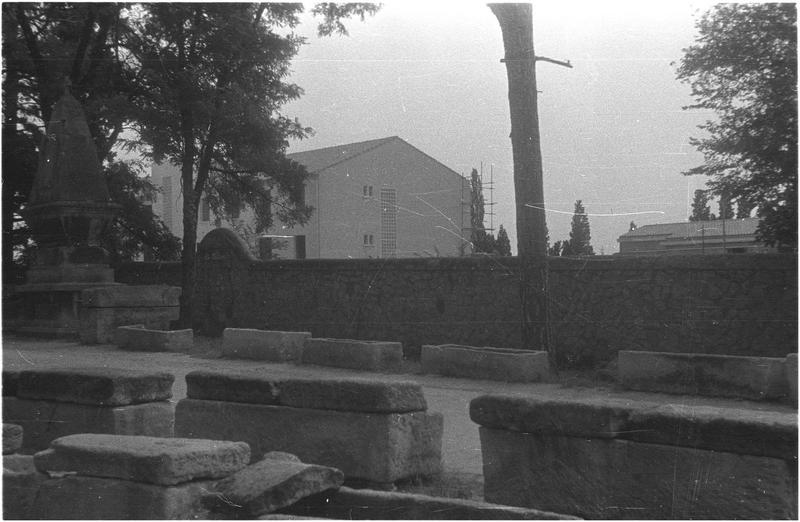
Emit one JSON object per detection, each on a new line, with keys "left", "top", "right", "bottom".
{"left": 3, "top": 370, "right": 19, "bottom": 396}
{"left": 3, "top": 423, "right": 23, "bottom": 454}
{"left": 787, "top": 353, "right": 797, "bottom": 405}
{"left": 470, "top": 394, "right": 797, "bottom": 460}
{"left": 114, "top": 325, "right": 194, "bottom": 352}
{"left": 284, "top": 486, "right": 579, "bottom": 520}
{"left": 3, "top": 454, "right": 48, "bottom": 519}
{"left": 34, "top": 434, "right": 250, "bottom": 486}
{"left": 186, "top": 370, "right": 427, "bottom": 412}
{"left": 82, "top": 285, "right": 181, "bottom": 308}
{"left": 204, "top": 454, "right": 344, "bottom": 517}
{"left": 302, "top": 338, "right": 403, "bottom": 372}
{"left": 16, "top": 367, "right": 173, "bottom": 406}
{"left": 175, "top": 399, "right": 443, "bottom": 484}
{"left": 618, "top": 350, "right": 789, "bottom": 400}
{"left": 4, "top": 397, "right": 174, "bottom": 452}
{"left": 222, "top": 328, "right": 311, "bottom": 362}
{"left": 479, "top": 427, "right": 796, "bottom": 519}
{"left": 421, "top": 344, "right": 550, "bottom": 382}
{"left": 31, "top": 474, "right": 214, "bottom": 519}
{"left": 79, "top": 285, "right": 181, "bottom": 344}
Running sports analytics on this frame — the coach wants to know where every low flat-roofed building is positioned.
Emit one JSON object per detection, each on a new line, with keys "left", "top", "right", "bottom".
{"left": 617, "top": 218, "right": 773, "bottom": 255}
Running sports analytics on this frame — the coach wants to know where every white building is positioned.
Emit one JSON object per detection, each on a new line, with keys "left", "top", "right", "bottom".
{"left": 153, "top": 136, "right": 472, "bottom": 258}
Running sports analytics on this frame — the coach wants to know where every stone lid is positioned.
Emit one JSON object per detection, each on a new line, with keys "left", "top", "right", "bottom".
{"left": 17, "top": 367, "right": 173, "bottom": 406}
{"left": 34, "top": 434, "right": 250, "bottom": 486}
{"left": 186, "top": 370, "right": 427, "bottom": 413}
{"left": 470, "top": 394, "right": 797, "bottom": 460}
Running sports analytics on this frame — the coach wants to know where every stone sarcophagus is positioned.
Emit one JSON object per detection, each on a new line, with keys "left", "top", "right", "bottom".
{"left": 175, "top": 370, "right": 443, "bottom": 486}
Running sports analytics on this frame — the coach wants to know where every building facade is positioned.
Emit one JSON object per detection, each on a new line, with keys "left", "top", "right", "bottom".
{"left": 617, "top": 218, "right": 772, "bottom": 255}
{"left": 153, "top": 136, "right": 472, "bottom": 259}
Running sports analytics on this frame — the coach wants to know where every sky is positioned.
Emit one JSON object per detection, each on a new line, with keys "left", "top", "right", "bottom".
{"left": 283, "top": 1, "right": 720, "bottom": 255}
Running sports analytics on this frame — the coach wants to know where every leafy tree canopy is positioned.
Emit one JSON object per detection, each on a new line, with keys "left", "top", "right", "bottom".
{"left": 676, "top": 3, "right": 797, "bottom": 249}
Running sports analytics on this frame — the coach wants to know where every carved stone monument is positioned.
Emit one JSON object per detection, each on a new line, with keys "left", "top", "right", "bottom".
{"left": 7, "top": 86, "right": 180, "bottom": 340}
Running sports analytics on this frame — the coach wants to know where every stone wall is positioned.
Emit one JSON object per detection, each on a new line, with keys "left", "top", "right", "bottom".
{"left": 115, "top": 236, "right": 797, "bottom": 368}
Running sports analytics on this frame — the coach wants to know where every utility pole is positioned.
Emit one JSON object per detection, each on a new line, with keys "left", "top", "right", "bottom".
{"left": 489, "top": 3, "right": 571, "bottom": 352}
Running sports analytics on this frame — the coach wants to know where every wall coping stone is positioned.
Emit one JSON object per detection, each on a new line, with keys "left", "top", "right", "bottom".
{"left": 17, "top": 367, "right": 173, "bottom": 406}
{"left": 470, "top": 394, "right": 797, "bottom": 460}
{"left": 185, "top": 370, "right": 427, "bottom": 413}
{"left": 33, "top": 434, "right": 250, "bottom": 486}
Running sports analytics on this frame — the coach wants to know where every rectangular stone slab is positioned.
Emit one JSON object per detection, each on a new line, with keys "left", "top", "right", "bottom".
{"left": 114, "top": 325, "right": 194, "bottom": 352}
{"left": 284, "top": 486, "right": 579, "bottom": 520}
{"left": 186, "top": 370, "right": 427, "bottom": 412}
{"left": 204, "top": 454, "right": 344, "bottom": 517}
{"left": 421, "top": 344, "right": 550, "bottom": 382}
{"left": 302, "top": 338, "right": 403, "bottom": 372}
{"left": 3, "top": 396, "right": 174, "bottom": 452}
{"left": 34, "top": 434, "right": 250, "bottom": 486}
{"left": 17, "top": 367, "right": 174, "bottom": 406}
{"left": 618, "top": 350, "right": 789, "bottom": 400}
{"left": 469, "top": 394, "right": 797, "bottom": 460}
{"left": 32, "top": 474, "right": 214, "bottom": 519}
{"left": 480, "top": 427, "right": 796, "bottom": 519}
{"left": 222, "top": 328, "right": 311, "bottom": 362}
{"left": 175, "top": 399, "right": 443, "bottom": 484}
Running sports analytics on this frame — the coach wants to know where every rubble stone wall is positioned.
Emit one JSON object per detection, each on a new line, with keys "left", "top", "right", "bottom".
{"left": 116, "top": 250, "right": 797, "bottom": 368}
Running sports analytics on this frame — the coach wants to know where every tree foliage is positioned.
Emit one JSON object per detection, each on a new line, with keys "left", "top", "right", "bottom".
{"left": 495, "top": 224, "right": 511, "bottom": 256}
{"left": 567, "top": 200, "right": 594, "bottom": 255}
{"left": 547, "top": 200, "right": 594, "bottom": 256}
{"left": 689, "top": 189, "right": 712, "bottom": 221}
{"left": 676, "top": 3, "right": 797, "bottom": 249}
{"left": 2, "top": 3, "right": 180, "bottom": 269}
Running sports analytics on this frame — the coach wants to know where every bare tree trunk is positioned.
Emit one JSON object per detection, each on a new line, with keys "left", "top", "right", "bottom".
{"left": 489, "top": 3, "right": 547, "bottom": 257}
{"left": 490, "top": 3, "right": 550, "bottom": 355}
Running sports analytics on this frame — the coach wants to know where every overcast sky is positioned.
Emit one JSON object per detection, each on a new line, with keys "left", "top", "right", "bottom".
{"left": 284, "top": 1, "right": 719, "bottom": 254}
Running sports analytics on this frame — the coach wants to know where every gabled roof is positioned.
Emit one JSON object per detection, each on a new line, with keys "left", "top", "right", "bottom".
{"left": 619, "top": 218, "right": 761, "bottom": 241}
{"left": 287, "top": 136, "right": 464, "bottom": 181}
{"left": 287, "top": 136, "right": 399, "bottom": 174}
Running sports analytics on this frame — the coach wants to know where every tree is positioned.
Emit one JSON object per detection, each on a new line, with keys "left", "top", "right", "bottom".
{"left": 125, "top": 3, "right": 377, "bottom": 326}
{"left": 2, "top": 3, "right": 179, "bottom": 270}
{"left": 495, "top": 224, "right": 512, "bottom": 256}
{"left": 689, "top": 189, "right": 712, "bottom": 221}
{"left": 718, "top": 191, "right": 733, "bottom": 221}
{"left": 676, "top": 3, "right": 797, "bottom": 249}
{"left": 547, "top": 239, "right": 564, "bottom": 257}
{"left": 469, "top": 167, "right": 497, "bottom": 253}
{"left": 567, "top": 200, "right": 594, "bottom": 255}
